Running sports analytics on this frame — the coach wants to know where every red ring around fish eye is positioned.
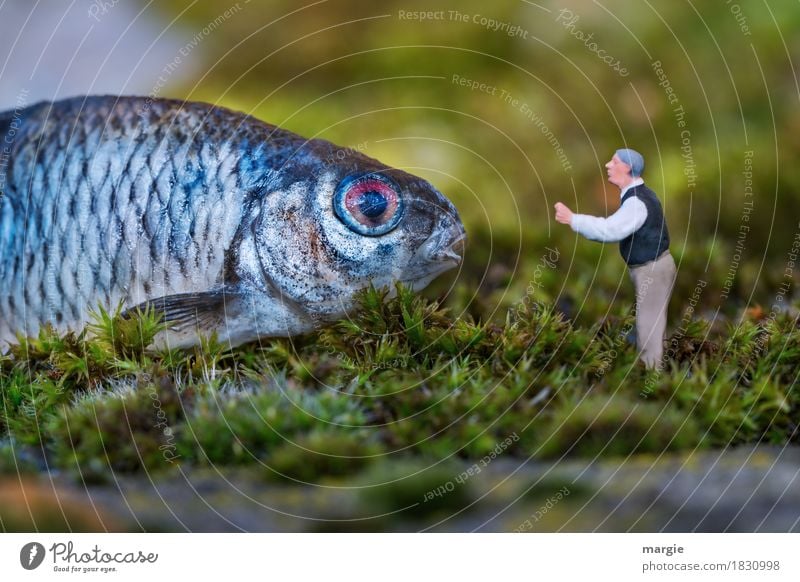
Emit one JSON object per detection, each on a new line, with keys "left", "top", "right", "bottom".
{"left": 334, "top": 174, "right": 403, "bottom": 236}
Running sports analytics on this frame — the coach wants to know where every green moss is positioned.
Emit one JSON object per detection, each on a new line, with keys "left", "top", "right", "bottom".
{"left": 180, "top": 381, "right": 368, "bottom": 465}
{"left": 0, "top": 439, "right": 39, "bottom": 474}
{"left": 538, "top": 394, "right": 705, "bottom": 458}
{"left": 357, "top": 459, "right": 474, "bottom": 520}
{"left": 0, "top": 279, "right": 798, "bottom": 484}
{"left": 265, "top": 429, "right": 383, "bottom": 482}
{"left": 46, "top": 373, "right": 186, "bottom": 483}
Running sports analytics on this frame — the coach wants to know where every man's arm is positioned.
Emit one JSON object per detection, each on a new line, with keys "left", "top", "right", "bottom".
{"left": 569, "top": 197, "right": 648, "bottom": 242}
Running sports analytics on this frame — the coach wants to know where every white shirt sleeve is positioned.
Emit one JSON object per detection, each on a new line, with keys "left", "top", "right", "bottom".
{"left": 570, "top": 196, "right": 648, "bottom": 242}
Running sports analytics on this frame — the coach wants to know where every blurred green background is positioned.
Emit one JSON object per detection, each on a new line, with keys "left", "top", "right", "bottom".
{"left": 154, "top": 0, "right": 800, "bottom": 326}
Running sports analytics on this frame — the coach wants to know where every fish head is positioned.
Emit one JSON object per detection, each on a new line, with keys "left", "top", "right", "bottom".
{"left": 333, "top": 167, "right": 467, "bottom": 292}
{"left": 250, "top": 150, "right": 465, "bottom": 323}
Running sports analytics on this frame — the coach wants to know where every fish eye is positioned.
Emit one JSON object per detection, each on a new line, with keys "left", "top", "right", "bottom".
{"left": 333, "top": 173, "right": 403, "bottom": 236}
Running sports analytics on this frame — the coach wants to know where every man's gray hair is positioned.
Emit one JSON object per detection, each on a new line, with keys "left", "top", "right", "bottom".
{"left": 615, "top": 148, "right": 644, "bottom": 177}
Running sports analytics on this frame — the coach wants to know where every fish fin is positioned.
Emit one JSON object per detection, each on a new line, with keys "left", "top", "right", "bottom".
{"left": 125, "top": 289, "right": 234, "bottom": 331}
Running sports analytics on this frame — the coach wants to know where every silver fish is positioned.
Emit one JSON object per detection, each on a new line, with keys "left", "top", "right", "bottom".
{"left": 0, "top": 96, "right": 465, "bottom": 348}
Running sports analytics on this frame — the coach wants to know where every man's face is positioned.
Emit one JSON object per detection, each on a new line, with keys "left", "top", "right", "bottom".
{"left": 605, "top": 154, "right": 634, "bottom": 188}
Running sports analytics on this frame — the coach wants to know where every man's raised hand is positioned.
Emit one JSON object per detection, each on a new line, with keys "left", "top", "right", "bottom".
{"left": 554, "top": 202, "right": 573, "bottom": 225}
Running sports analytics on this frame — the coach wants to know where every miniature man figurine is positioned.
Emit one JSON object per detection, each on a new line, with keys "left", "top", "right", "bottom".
{"left": 554, "top": 149, "right": 676, "bottom": 369}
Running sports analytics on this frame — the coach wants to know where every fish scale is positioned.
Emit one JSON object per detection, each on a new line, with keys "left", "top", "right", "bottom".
{"left": 0, "top": 95, "right": 465, "bottom": 348}
{"left": 0, "top": 97, "right": 252, "bottom": 338}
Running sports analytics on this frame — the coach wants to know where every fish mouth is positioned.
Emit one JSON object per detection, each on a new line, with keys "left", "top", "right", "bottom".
{"left": 421, "top": 225, "right": 466, "bottom": 264}
{"left": 435, "top": 231, "right": 466, "bottom": 264}
{"left": 402, "top": 226, "right": 466, "bottom": 288}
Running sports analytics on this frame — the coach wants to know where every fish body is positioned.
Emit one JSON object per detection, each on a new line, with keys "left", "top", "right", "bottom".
{"left": 0, "top": 96, "right": 464, "bottom": 348}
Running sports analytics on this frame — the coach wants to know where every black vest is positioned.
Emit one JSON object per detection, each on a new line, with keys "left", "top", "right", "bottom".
{"left": 619, "top": 184, "right": 670, "bottom": 267}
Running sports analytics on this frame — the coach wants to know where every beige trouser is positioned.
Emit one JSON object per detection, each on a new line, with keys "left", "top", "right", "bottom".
{"left": 629, "top": 251, "right": 677, "bottom": 369}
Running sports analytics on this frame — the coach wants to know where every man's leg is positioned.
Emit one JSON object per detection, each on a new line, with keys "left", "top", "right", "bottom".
{"left": 630, "top": 252, "right": 677, "bottom": 368}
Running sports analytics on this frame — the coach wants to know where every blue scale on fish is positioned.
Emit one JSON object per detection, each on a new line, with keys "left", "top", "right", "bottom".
{"left": 0, "top": 96, "right": 465, "bottom": 348}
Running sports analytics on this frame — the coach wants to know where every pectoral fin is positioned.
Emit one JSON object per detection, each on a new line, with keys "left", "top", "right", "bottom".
{"left": 124, "top": 288, "right": 234, "bottom": 332}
